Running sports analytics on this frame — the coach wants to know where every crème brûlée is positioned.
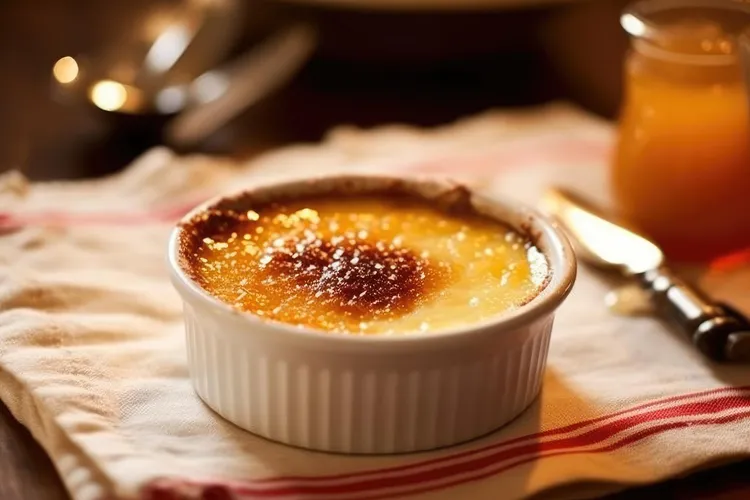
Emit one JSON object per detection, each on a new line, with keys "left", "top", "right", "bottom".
{"left": 179, "top": 194, "right": 549, "bottom": 334}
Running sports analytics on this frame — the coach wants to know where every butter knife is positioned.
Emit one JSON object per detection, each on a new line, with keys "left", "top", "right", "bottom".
{"left": 540, "top": 187, "right": 750, "bottom": 363}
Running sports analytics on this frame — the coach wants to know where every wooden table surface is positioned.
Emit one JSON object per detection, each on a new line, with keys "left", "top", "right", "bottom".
{"left": 1, "top": 1, "right": 749, "bottom": 499}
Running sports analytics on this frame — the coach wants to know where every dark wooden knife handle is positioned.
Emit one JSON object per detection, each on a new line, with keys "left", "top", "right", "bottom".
{"left": 636, "top": 267, "right": 750, "bottom": 362}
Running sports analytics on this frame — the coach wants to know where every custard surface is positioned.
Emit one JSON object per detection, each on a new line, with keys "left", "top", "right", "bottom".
{"left": 183, "top": 196, "right": 548, "bottom": 334}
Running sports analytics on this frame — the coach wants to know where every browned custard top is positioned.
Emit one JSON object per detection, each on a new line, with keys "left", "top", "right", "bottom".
{"left": 258, "top": 231, "right": 448, "bottom": 319}
{"left": 180, "top": 194, "right": 548, "bottom": 334}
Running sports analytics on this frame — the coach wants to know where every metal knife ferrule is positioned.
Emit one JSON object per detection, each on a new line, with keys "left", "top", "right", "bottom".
{"left": 635, "top": 267, "right": 750, "bottom": 362}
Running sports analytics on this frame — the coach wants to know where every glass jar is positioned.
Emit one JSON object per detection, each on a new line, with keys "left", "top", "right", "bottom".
{"left": 612, "top": 0, "right": 750, "bottom": 263}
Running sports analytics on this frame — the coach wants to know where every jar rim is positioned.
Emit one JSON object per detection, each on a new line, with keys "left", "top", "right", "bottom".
{"left": 622, "top": 0, "right": 750, "bottom": 66}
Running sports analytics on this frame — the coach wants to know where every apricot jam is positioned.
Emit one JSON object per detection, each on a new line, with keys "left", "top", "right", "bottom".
{"left": 614, "top": 2, "right": 750, "bottom": 262}
{"left": 180, "top": 195, "right": 548, "bottom": 334}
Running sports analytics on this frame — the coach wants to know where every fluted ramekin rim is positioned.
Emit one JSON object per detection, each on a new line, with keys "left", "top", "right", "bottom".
{"left": 167, "top": 173, "right": 576, "bottom": 346}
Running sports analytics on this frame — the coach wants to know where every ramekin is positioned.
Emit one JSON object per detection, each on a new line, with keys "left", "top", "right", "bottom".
{"left": 167, "top": 174, "right": 576, "bottom": 454}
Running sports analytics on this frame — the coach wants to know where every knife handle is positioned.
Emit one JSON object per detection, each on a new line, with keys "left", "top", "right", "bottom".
{"left": 636, "top": 267, "right": 750, "bottom": 362}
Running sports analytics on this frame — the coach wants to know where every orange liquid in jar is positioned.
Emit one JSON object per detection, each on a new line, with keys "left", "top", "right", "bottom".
{"left": 613, "top": 21, "right": 750, "bottom": 262}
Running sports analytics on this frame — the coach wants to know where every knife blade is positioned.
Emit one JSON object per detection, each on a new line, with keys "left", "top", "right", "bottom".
{"left": 540, "top": 187, "right": 750, "bottom": 363}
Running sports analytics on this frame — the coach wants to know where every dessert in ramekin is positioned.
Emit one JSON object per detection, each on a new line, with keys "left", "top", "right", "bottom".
{"left": 168, "top": 175, "right": 576, "bottom": 454}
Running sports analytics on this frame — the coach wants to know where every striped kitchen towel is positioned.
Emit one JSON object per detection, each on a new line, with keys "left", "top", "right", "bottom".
{"left": 1, "top": 102, "right": 749, "bottom": 500}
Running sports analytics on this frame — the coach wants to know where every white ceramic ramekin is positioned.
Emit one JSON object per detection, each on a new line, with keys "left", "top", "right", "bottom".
{"left": 168, "top": 175, "right": 576, "bottom": 454}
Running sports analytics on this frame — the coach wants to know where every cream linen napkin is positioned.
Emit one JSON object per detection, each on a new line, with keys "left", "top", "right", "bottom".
{"left": 1, "top": 103, "right": 749, "bottom": 500}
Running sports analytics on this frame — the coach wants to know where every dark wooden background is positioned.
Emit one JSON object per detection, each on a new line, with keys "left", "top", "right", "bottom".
{"left": 1, "top": 1, "right": 749, "bottom": 499}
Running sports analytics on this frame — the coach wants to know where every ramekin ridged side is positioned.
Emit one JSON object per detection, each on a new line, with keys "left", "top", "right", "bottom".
{"left": 182, "top": 298, "right": 554, "bottom": 454}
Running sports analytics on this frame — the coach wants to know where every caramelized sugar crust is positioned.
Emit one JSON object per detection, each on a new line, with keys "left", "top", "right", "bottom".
{"left": 179, "top": 192, "right": 548, "bottom": 334}
{"left": 262, "top": 234, "right": 447, "bottom": 319}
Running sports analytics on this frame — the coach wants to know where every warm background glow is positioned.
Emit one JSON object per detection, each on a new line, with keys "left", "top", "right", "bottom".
{"left": 52, "top": 56, "right": 79, "bottom": 84}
